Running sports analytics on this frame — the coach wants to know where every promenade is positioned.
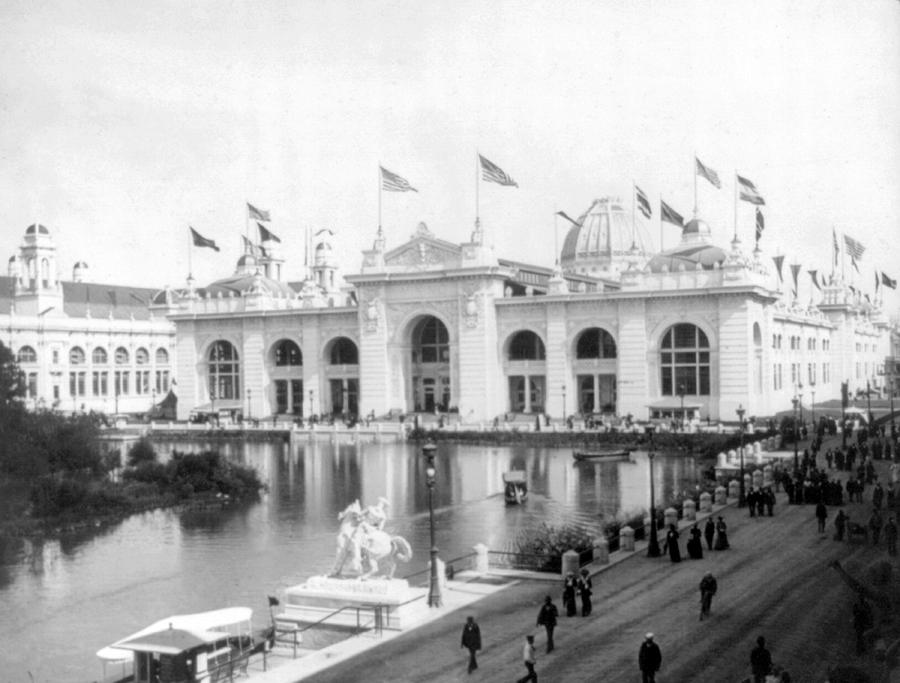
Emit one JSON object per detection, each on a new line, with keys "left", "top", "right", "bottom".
{"left": 258, "top": 436, "right": 896, "bottom": 682}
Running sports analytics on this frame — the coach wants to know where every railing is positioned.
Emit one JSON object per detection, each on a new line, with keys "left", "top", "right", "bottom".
{"left": 487, "top": 548, "right": 594, "bottom": 573}
{"left": 273, "top": 602, "right": 388, "bottom": 660}
{"left": 401, "top": 551, "right": 478, "bottom": 586}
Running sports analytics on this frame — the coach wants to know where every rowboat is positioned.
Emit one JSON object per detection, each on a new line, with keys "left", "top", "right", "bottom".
{"left": 572, "top": 449, "right": 631, "bottom": 462}
{"left": 97, "top": 607, "right": 271, "bottom": 682}
{"left": 503, "top": 470, "right": 528, "bottom": 504}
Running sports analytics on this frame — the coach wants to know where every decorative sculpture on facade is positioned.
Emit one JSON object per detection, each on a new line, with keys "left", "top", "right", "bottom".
{"left": 331, "top": 498, "right": 412, "bottom": 580}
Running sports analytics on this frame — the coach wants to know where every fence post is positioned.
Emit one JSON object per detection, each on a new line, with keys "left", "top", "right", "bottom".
{"left": 619, "top": 526, "right": 635, "bottom": 551}
{"left": 594, "top": 537, "right": 609, "bottom": 565}
{"left": 561, "top": 549, "right": 579, "bottom": 577}
{"left": 473, "top": 543, "right": 489, "bottom": 573}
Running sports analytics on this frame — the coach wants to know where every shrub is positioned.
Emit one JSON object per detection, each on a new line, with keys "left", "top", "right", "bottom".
{"left": 127, "top": 436, "right": 158, "bottom": 467}
{"left": 515, "top": 523, "right": 594, "bottom": 557}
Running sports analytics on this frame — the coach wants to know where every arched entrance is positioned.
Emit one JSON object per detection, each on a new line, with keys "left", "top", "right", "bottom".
{"left": 271, "top": 339, "right": 303, "bottom": 415}
{"left": 324, "top": 337, "right": 359, "bottom": 417}
{"left": 409, "top": 316, "right": 451, "bottom": 413}
{"left": 573, "top": 327, "right": 617, "bottom": 414}
{"left": 505, "top": 330, "right": 546, "bottom": 413}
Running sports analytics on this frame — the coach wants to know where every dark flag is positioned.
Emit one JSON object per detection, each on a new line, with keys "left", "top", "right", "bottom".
{"left": 555, "top": 210, "right": 581, "bottom": 228}
{"left": 755, "top": 208, "right": 764, "bottom": 242}
{"left": 267, "top": 596, "right": 280, "bottom": 607}
{"left": 190, "top": 227, "right": 220, "bottom": 251}
{"left": 241, "top": 235, "right": 259, "bottom": 256}
{"left": 695, "top": 157, "right": 721, "bottom": 188}
{"left": 883, "top": 272, "right": 898, "bottom": 289}
{"left": 380, "top": 166, "right": 418, "bottom": 192}
{"left": 660, "top": 200, "right": 684, "bottom": 227}
{"left": 875, "top": 270, "right": 880, "bottom": 293}
{"left": 248, "top": 203, "right": 271, "bottom": 222}
{"left": 478, "top": 154, "right": 518, "bottom": 187}
{"left": 832, "top": 228, "right": 840, "bottom": 267}
{"left": 107, "top": 290, "right": 117, "bottom": 306}
{"left": 790, "top": 263, "right": 801, "bottom": 296}
{"left": 737, "top": 174, "right": 765, "bottom": 205}
{"left": 635, "top": 185, "right": 652, "bottom": 219}
{"left": 772, "top": 255, "right": 785, "bottom": 282}
{"left": 808, "top": 269, "right": 820, "bottom": 291}
{"left": 129, "top": 293, "right": 146, "bottom": 305}
{"left": 258, "top": 223, "right": 281, "bottom": 243}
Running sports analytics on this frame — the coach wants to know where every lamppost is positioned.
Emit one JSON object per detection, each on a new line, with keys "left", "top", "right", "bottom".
{"left": 890, "top": 376, "right": 895, "bottom": 430}
{"left": 561, "top": 384, "right": 566, "bottom": 423}
{"left": 737, "top": 404, "right": 747, "bottom": 507}
{"left": 792, "top": 396, "right": 800, "bottom": 473}
{"left": 810, "top": 380, "right": 816, "bottom": 436}
{"left": 645, "top": 426, "right": 661, "bottom": 558}
{"left": 308, "top": 389, "right": 314, "bottom": 418}
{"left": 422, "top": 442, "right": 442, "bottom": 607}
{"left": 677, "top": 383, "right": 686, "bottom": 430}
{"left": 247, "top": 388, "right": 252, "bottom": 421}
{"left": 866, "top": 379, "right": 873, "bottom": 432}
{"left": 797, "top": 382, "right": 804, "bottom": 433}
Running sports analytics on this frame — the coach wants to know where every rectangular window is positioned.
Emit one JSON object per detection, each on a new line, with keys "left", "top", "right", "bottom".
{"left": 115, "top": 371, "right": 129, "bottom": 395}
{"left": 93, "top": 371, "right": 109, "bottom": 396}
{"left": 77, "top": 372, "right": 86, "bottom": 396}
{"left": 69, "top": 372, "right": 76, "bottom": 397}
{"left": 155, "top": 370, "right": 169, "bottom": 394}
{"left": 661, "top": 367, "right": 672, "bottom": 396}
{"left": 27, "top": 372, "right": 37, "bottom": 398}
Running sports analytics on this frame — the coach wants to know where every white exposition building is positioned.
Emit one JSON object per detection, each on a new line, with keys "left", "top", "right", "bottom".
{"left": 3, "top": 202, "right": 890, "bottom": 423}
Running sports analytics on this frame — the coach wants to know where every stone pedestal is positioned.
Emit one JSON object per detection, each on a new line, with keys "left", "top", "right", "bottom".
{"left": 619, "top": 526, "right": 635, "bottom": 551}
{"left": 682, "top": 499, "right": 697, "bottom": 521}
{"left": 664, "top": 507, "right": 678, "bottom": 528}
{"left": 752, "top": 470, "right": 764, "bottom": 488}
{"left": 594, "top": 537, "right": 609, "bottom": 565}
{"left": 473, "top": 543, "right": 489, "bottom": 573}
{"left": 728, "top": 480, "right": 740, "bottom": 499}
{"left": 715, "top": 486, "right": 727, "bottom": 505}
{"left": 561, "top": 550, "right": 579, "bottom": 577}
{"left": 699, "top": 492, "right": 712, "bottom": 512}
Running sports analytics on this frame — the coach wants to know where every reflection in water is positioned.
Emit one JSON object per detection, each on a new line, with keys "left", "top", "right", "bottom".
{"left": 0, "top": 438, "right": 700, "bottom": 681}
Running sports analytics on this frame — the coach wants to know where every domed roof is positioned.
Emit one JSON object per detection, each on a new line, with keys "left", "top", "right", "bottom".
{"left": 683, "top": 217, "right": 712, "bottom": 236}
{"left": 205, "top": 273, "right": 296, "bottom": 298}
{"left": 646, "top": 243, "right": 727, "bottom": 272}
{"left": 25, "top": 224, "right": 50, "bottom": 235}
{"left": 560, "top": 198, "right": 653, "bottom": 265}
{"left": 236, "top": 253, "right": 258, "bottom": 268}
{"left": 73, "top": 260, "right": 88, "bottom": 268}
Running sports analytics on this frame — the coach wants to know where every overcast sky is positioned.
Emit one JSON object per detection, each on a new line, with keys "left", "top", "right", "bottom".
{"left": 2, "top": 0, "right": 898, "bottom": 310}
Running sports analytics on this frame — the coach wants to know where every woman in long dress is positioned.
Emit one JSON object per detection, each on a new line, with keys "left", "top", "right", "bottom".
{"left": 714, "top": 516, "right": 730, "bottom": 550}
{"left": 687, "top": 523, "right": 703, "bottom": 559}
{"left": 664, "top": 524, "right": 681, "bottom": 562}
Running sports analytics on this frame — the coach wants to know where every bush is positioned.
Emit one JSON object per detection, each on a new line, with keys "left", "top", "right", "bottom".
{"left": 515, "top": 523, "right": 594, "bottom": 557}
{"left": 127, "top": 436, "right": 158, "bottom": 467}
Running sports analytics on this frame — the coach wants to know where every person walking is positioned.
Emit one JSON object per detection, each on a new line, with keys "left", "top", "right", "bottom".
{"left": 815, "top": 501, "right": 828, "bottom": 533}
{"left": 714, "top": 516, "right": 730, "bottom": 550}
{"left": 638, "top": 633, "right": 662, "bottom": 683}
{"left": 535, "top": 595, "right": 559, "bottom": 653}
{"left": 870, "top": 509, "right": 884, "bottom": 546}
{"left": 750, "top": 636, "right": 772, "bottom": 683}
{"left": 516, "top": 635, "right": 538, "bottom": 683}
{"left": 562, "top": 571, "right": 578, "bottom": 617}
{"left": 663, "top": 524, "right": 682, "bottom": 562}
{"left": 699, "top": 571, "right": 718, "bottom": 620}
{"left": 834, "top": 509, "right": 847, "bottom": 541}
{"left": 704, "top": 516, "right": 715, "bottom": 550}
{"left": 687, "top": 522, "right": 703, "bottom": 559}
{"left": 853, "top": 597, "right": 873, "bottom": 654}
{"left": 885, "top": 516, "right": 898, "bottom": 556}
{"left": 577, "top": 568, "right": 593, "bottom": 616}
{"left": 460, "top": 615, "right": 481, "bottom": 674}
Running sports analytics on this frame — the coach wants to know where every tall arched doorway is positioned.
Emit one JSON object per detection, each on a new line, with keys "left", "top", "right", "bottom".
{"left": 573, "top": 327, "right": 617, "bottom": 414}
{"left": 325, "top": 337, "right": 359, "bottom": 417}
{"left": 271, "top": 339, "right": 303, "bottom": 415}
{"left": 505, "top": 330, "right": 546, "bottom": 413}
{"left": 410, "top": 316, "right": 451, "bottom": 413}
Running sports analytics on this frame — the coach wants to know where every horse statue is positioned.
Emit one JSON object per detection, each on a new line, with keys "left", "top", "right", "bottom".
{"left": 331, "top": 499, "right": 413, "bottom": 580}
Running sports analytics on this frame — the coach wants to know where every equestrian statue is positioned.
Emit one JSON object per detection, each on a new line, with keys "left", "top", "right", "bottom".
{"left": 331, "top": 498, "right": 412, "bottom": 580}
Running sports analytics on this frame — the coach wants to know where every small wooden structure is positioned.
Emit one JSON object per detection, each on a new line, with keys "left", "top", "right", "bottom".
{"left": 503, "top": 471, "right": 528, "bottom": 504}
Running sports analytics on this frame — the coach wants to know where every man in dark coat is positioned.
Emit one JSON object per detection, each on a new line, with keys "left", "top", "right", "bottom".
{"left": 460, "top": 615, "right": 482, "bottom": 674}
{"left": 577, "top": 568, "right": 593, "bottom": 616}
{"left": 699, "top": 571, "right": 718, "bottom": 620}
{"left": 815, "top": 501, "right": 828, "bottom": 533}
{"left": 536, "top": 595, "right": 559, "bottom": 653}
{"left": 562, "top": 571, "right": 578, "bottom": 617}
{"left": 885, "top": 516, "right": 898, "bottom": 556}
{"left": 638, "top": 633, "right": 662, "bottom": 683}
{"left": 750, "top": 636, "right": 772, "bottom": 683}
{"left": 704, "top": 517, "right": 715, "bottom": 550}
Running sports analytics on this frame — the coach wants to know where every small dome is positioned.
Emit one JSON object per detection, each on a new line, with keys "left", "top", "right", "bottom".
{"left": 646, "top": 244, "right": 727, "bottom": 272}
{"left": 683, "top": 218, "right": 712, "bottom": 236}
{"left": 25, "top": 224, "right": 50, "bottom": 235}
{"left": 237, "top": 253, "right": 258, "bottom": 267}
{"left": 206, "top": 273, "right": 295, "bottom": 298}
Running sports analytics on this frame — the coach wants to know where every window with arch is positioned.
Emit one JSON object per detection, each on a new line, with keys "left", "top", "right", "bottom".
{"left": 274, "top": 339, "right": 302, "bottom": 366}
{"left": 115, "top": 347, "right": 130, "bottom": 365}
{"left": 17, "top": 346, "right": 37, "bottom": 363}
{"left": 92, "top": 347, "right": 108, "bottom": 364}
{"left": 135, "top": 348, "right": 149, "bottom": 365}
{"left": 69, "top": 347, "right": 86, "bottom": 365}
{"left": 208, "top": 340, "right": 240, "bottom": 399}
{"left": 508, "top": 330, "right": 546, "bottom": 361}
{"left": 413, "top": 318, "right": 450, "bottom": 363}
{"left": 660, "top": 323, "right": 710, "bottom": 395}
{"left": 575, "top": 327, "right": 617, "bottom": 359}
{"left": 155, "top": 348, "right": 169, "bottom": 365}
{"left": 329, "top": 337, "right": 358, "bottom": 365}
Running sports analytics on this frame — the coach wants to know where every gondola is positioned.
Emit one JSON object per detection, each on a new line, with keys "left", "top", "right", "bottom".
{"left": 503, "top": 470, "right": 528, "bottom": 504}
{"left": 572, "top": 449, "right": 631, "bottom": 462}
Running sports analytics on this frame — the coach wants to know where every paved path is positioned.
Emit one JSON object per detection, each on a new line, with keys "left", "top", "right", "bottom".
{"left": 292, "top": 438, "right": 896, "bottom": 682}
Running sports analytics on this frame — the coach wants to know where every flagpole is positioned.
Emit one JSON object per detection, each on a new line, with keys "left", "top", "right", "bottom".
{"left": 733, "top": 171, "right": 738, "bottom": 241}
{"left": 378, "top": 164, "right": 382, "bottom": 232}
{"left": 631, "top": 181, "right": 636, "bottom": 248}
{"left": 693, "top": 152, "right": 698, "bottom": 216}
{"left": 475, "top": 152, "right": 481, "bottom": 243}
{"left": 188, "top": 227, "right": 192, "bottom": 279}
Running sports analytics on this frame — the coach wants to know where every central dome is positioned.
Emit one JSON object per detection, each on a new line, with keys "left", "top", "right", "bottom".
{"left": 560, "top": 197, "right": 653, "bottom": 277}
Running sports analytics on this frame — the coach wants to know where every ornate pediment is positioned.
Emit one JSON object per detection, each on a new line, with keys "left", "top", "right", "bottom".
{"left": 383, "top": 227, "right": 463, "bottom": 270}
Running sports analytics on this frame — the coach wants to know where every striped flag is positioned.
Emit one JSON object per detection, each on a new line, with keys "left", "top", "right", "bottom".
{"left": 258, "top": 223, "right": 281, "bottom": 243}
{"left": 190, "top": 227, "right": 220, "bottom": 251}
{"left": 737, "top": 174, "right": 765, "bottom": 205}
{"left": 843, "top": 234, "right": 865, "bottom": 261}
{"left": 635, "top": 185, "right": 652, "bottom": 219}
{"left": 882, "top": 272, "right": 898, "bottom": 290}
{"left": 248, "top": 203, "right": 271, "bottom": 222}
{"left": 479, "top": 154, "right": 518, "bottom": 187}
{"left": 755, "top": 208, "right": 765, "bottom": 242}
{"left": 380, "top": 166, "right": 418, "bottom": 192}
{"left": 695, "top": 157, "right": 721, "bottom": 189}
{"left": 660, "top": 200, "right": 684, "bottom": 227}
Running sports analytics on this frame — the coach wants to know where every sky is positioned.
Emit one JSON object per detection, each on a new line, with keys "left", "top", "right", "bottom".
{"left": 1, "top": 0, "right": 898, "bottom": 311}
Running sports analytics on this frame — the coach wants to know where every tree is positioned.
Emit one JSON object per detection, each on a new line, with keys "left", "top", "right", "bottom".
{"left": 0, "top": 341, "right": 24, "bottom": 405}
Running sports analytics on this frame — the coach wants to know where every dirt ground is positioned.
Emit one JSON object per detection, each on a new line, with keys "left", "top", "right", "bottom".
{"left": 306, "top": 437, "right": 897, "bottom": 683}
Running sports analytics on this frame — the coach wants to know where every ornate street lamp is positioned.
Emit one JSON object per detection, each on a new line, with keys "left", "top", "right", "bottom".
{"left": 810, "top": 380, "right": 816, "bottom": 436}
{"left": 247, "top": 388, "right": 252, "bottom": 421}
{"left": 792, "top": 396, "right": 800, "bottom": 473}
{"left": 645, "top": 426, "right": 661, "bottom": 558}
{"left": 308, "top": 389, "right": 314, "bottom": 418}
{"left": 677, "top": 383, "right": 686, "bottom": 430}
{"left": 736, "top": 404, "right": 746, "bottom": 507}
{"left": 561, "top": 384, "right": 566, "bottom": 423}
{"left": 422, "top": 442, "right": 442, "bottom": 607}
{"left": 866, "top": 379, "right": 874, "bottom": 433}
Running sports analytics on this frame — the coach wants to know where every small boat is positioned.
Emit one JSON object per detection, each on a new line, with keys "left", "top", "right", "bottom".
{"left": 97, "top": 607, "right": 271, "bottom": 683}
{"left": 572, "top": 449, "right": 631, "bottom": 462}
{"left": 503, "top": 470, "right": 528, "bottom": 504}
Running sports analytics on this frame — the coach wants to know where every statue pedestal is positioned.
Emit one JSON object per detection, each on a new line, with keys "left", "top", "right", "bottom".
{"left": 280, "top": 575, "right": 425, "bottom": 631}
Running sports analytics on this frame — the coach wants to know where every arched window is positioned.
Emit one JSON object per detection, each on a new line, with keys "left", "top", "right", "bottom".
{"left": 414, "top": 318, "right": 449, "bottom": 363}
{"left": 115, "top": 347, "right": 129, "bottom": 365}
{"left": 508, "top": 331, "right": 546, "bottom": 360}
{"left": 155, "top": 348, "right": 169, "bottom": 365}
{"left": 575, "top": 328, "right": 617, "bottom": 359}
{"left": 92, "top": 347, "right": 108, "bottom": 364}
{"left": 135, "top": 348, "right": 149, "bottom": 365}
{"left": 208, "top": 340, "right": 240, "bottom": 399}
{"left": 41, "top": 258, "right": 50, "bottom": 288}
{"left": 17, "top": 346, "right": 37, "bottom": 363}
{"left": 660, "top": 323, "right": 710, "bottom": 396}
{"left": 69, "top": 347, "right": 86, "bottom": 365}
{"left": 274, "top": 340, "right": 302, "bottom": 366}
{"left": 329, "top": 337, "right": 358, "bottom": 365}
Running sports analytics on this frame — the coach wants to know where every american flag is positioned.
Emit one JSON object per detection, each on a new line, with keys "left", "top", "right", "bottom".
{"left": 843, "top": 234, "right": 865, "bottom": 261}
{"left": 695, "top": 157, "right": 721, "bottom": 189}
{"left": 247, "top": 203, "right": 271, "bottom": 222}
{"left": 479, "top": 154, "right": 518, "bottom": 187}
{"left": 635, "top": 185, "right": 652, "bottom": 219}
{"left": 737, "top": 174, "right": 765, "bottom": 205}
{"left": 380, "top": 166, "right": 418, "bottom": 193}
{"left": 660, "top": 200, "right": 684, "bottom": 227}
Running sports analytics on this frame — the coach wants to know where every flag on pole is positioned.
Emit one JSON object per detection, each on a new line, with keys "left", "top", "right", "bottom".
{"left": 258, "top": 223, "right": 281, "bottom": 243}
{"left": 660, "top": 200, "right": 684, "bottom": 227}
{"left": 695, "top": 157, "right": 721, "bottom": 188}
{"left": 190, "top": 227, "right": 220, "bottom": 251}
{"left": 882, "top": 272, "right": 898, "bottom": 289}
{"left": 808, "top": 269, "right": 821, "bottom": 291}
{"left": 843, "top": 234, "right": 865, "bottom": 261}
{"left": 555, "top": 210, "right": 581, "bottom": 228}
{"left": 380, "top": 166, "right": 418, "bottom": 192}
{"left": 832, "top": 228, "right": 840, "bottom": 267}
{"left": 875, "top": 270, "right": 880, "bottom": 293}
{"left": 755, "top": 208, "right": 765, "bottom": 242}
{"left": 478, "top": 154, "right": 518, "bottom": 187}
{"left": 772, "top": 255, "right": 785, "bottom": 282}
{"left": 635, "top": 185, "right": 652, "bottom": 219}
{"left": 247, "top": 203, "right": 271, "bottom": 222}
{"left": 241, "top": 235, "right": 259, "bottom": 256}
{"left": 790, "top": 263, "right": 801, "bottom": 296}
{"left": 851, "top": 258, "right": 860, "bottom": 273}
{"left": 736, "top": 174, "right": 765, "bottom": 205}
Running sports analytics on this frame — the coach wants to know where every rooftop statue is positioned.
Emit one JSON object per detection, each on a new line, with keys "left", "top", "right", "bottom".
{"left": 331, "top": 498, "right": 412, "bottom": 580}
